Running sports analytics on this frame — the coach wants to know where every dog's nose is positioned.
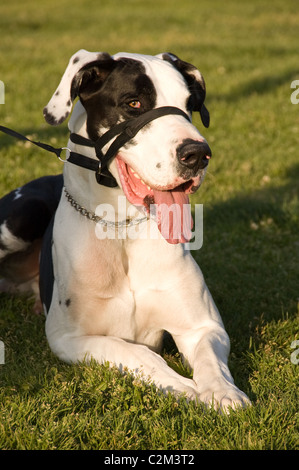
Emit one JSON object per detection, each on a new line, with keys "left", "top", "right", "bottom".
{"left": 177, "top": 140, "right": 212, "bottom": 170}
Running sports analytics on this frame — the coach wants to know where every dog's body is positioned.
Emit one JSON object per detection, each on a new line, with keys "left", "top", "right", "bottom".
{"left": 0, "top": 50, "right": 250, "bottom": 410}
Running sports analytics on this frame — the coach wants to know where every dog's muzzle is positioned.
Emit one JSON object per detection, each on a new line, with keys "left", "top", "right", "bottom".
{"left": 69, "top": 106, "right": 193, "bottom": 187}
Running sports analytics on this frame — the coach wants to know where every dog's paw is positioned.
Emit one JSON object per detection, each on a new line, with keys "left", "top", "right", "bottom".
{"left": 198, "top": 385, "right": 251, "bottom": 413}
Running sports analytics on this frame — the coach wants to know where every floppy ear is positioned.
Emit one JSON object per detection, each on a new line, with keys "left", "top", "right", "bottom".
{"left": 43, "top": 49, "right": 114, "bottom": 126}
{"left": 160, "top": 52, "right": 210, "bottom": 128}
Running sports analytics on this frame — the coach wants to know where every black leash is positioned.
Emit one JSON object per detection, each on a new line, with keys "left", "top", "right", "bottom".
{"left": 0, "top": 125, "right": 65, "bottom": 159}
{"left": 0, "top": 124, "right": 116, "bottom": 187}
{"left": 0, "top": 106, "right": 190, "bottom": 188}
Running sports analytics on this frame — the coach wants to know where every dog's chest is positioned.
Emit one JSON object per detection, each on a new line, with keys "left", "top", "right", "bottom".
{"left": 54, "top": 223, "right": 178, "bottom": 340}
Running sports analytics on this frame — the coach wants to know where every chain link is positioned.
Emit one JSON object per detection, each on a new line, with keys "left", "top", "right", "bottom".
{"left": 64, "top": 187, "right": 148, "bottom": 228}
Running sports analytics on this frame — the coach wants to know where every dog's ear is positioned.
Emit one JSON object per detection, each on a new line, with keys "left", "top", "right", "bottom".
{"left": 43, "top": 49, "right": 115, "bottom": 126}
{"left": 160, "top": 52, "right": 210, "bottom": 128}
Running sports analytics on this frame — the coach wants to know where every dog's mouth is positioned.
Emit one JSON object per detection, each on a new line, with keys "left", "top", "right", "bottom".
{"left": 116, "top": 156, "right": 202, "bottom": 244}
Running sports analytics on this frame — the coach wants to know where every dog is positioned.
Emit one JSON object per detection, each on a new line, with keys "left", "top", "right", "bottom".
{"left": 0, "top": 50, "right": 250, "bottom": 411}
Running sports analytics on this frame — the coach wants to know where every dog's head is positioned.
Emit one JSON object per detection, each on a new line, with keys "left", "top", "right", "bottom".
{"left": 44, "top": 49, "right": 211, "bottom": 243}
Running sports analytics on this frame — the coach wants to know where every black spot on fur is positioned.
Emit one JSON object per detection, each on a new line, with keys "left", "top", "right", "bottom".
{"left": 65, "top": 298, "right": 71, "bottom": 307}
{"left": 43, "top": 107, "right": 70, "bottom": 126}
{"left": 43, "top": 108, "right": 57, "bottom": 125}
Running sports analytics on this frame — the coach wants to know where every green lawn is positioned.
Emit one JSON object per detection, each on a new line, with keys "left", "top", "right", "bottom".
{"left": 0, "top": 0, "right": 298, "bottom": 450}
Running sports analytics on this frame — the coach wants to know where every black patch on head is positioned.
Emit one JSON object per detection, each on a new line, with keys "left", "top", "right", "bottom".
{"left": 77, "top": 58, "right": 157, "bottom": 141}
{"left": 71, "top": 57, "right": 116, "bottom": 103}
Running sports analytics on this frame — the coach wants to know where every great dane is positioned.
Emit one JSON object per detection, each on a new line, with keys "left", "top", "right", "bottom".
{"left": 0, "top": 50, "right": 250, "bottom": 411}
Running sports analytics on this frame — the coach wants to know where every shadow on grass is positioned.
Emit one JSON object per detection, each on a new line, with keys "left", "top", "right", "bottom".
{"left": 188, "top": 162, "right": 299, "bottom": 396}
{"left": 193, "top": 162, "right": 299, "bottom": 337}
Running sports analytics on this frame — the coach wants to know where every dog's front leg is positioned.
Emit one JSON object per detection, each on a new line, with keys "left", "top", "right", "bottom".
{"left": 167, "top": 259, "right": 251, "bottom": 412}
{"left": 177, "top": 322, "right": 250, "bottom": 411}
{"left": 173, "top": 306, "right": 251, "bottom": 412}
{"left": 46, "top": 321, "right": 199, "bottom": 401}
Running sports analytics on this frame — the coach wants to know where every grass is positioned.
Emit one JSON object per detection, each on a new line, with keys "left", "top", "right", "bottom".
{"left": 0, "top": 0, "right": 298, "bottom": 450}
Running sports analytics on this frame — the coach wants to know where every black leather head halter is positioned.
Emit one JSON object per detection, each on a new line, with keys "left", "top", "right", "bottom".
{"left": 69, "top": 106, "right": 191, "bottom": 187}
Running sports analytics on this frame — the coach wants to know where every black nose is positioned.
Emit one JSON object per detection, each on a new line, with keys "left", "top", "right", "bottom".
{"left": 177, "top": 139, "right": 212, "bottom": 170}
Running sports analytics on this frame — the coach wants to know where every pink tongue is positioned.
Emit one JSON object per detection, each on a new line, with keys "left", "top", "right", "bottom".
{"left": 152, "top": 188, "right": 194, "bottom": 244}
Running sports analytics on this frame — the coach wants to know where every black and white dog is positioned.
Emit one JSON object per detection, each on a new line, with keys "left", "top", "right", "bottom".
{"left": 0, "top": 50, "right": 250, "bottom": 411}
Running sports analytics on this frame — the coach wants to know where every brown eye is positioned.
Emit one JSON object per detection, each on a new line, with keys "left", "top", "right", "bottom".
{"left": 129, "top": 100, "right": 141, "bottom": 109}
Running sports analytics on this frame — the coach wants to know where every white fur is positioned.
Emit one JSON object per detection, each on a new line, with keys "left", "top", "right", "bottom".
{"left": 44, "top": 51, "right": 250, "bottom": 411}
{"left": 0, "top": 221, "right": 29, "bottom": 260}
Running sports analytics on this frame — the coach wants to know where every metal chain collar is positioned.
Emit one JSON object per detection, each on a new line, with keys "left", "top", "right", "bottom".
{"left": 63, "top": 187, "right": 148, "bottom": 229}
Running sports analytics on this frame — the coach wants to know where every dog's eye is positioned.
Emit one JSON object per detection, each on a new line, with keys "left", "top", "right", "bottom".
{"left": 128, "top": 100, "right": 141, "bottom": 109}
